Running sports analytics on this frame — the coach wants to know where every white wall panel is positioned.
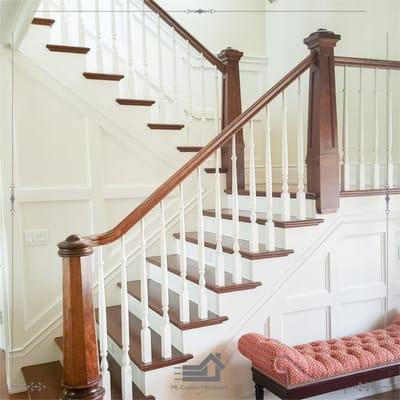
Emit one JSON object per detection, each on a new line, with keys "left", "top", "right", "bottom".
{"left": 282, "top": 307, "right": 330, "bottom": 345}
{"left": 338, "top": 233, "right": 385, "bottom": 289}
{"left": 15, "top": 70, "right": 90, "bottom": 189}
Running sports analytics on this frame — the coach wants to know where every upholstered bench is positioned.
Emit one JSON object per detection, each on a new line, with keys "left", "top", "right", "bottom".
{"left": 238, "top": 315, "right": 400, "bottom": 399}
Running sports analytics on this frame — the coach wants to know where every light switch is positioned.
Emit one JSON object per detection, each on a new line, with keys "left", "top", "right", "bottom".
{"left": 24, "top": 229, "right": 49, "bottom": 246}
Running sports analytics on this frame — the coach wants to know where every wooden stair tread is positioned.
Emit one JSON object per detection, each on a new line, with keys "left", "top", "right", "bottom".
{"left": 102, "top": 306, "right": 192, "bottom": 371}
{"left": 340, "top": 187, "right": 400, "bottom": 197}
{"left": 177, "top": 146, "right": 203, "bottom": 152}
{"left": 147, "top": 254, "right": 262, "bottom": 293}
{"left": 147, "top": 123, "right": 185, "bottom": 130}
{"left": 32, "top": 18, "right": 55, "bottom": 27}
{"left": 116, "top": 98, "right": 155, "bottom": 106}
{"left": 203, "top": 208, "right": 324, "bottom": 228}
{"left": 205, "top": 167, "right": 228, "bottom": 174}
{"left": 123, "top": 279, "right": 228, "bottom": 329}
{"left": 54, "top": 338, "right": 154, "bottom": 399}
{"left": 225, "top": 187, "right": 317, "bottom": 200}
{"left": 21, "top": 361, "right": 63, "bottom": 399}
{"left": 46, "top": 44, "right": 90, "bottom": 54}
{"left": 173, "top": 231, "right": 294, "bottom": 260}
{"left": 54, "top": 336, "right": 63, "bottom": 350}
{"left": 83, "top": 72, "right": 124, "bottom": 81}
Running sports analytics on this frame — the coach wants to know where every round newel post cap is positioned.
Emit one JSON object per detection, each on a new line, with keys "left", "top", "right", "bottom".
{"left": 304, "top": 29, "right": 341, "bottom": 49}
{"left": 58, "top": 234, "right": 93, "bottom": 257}
{"left": 217, "top": 47, "right": 244, "bottom": 63}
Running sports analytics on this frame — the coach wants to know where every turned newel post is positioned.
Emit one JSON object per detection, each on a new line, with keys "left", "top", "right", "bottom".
{"left": 218, "top": 47, "right": 245, "bottom": 191}
{"left": 304, "top": 29, "right": 341, "bottom": 213}
{"left": 58, "top": 234, "right": 104, "bottom": 400}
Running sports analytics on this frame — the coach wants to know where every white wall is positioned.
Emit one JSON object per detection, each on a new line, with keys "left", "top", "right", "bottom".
{"left": 264, "top": 0, "right": 400, "bottom": 170}
{"left": 265, "top": 0, "right": 400, "bottom": 84}
{"left": 157, "top": 0, "right": 267, "bottom": 57}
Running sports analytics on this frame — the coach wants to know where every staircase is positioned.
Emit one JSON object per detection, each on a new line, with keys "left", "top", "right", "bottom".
{"left": 8, "top": 1, "right": 400, "bottom": 400}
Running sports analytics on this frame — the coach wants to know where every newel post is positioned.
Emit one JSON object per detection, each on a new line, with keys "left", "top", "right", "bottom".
{"left": 58, "top": 234, "right": 104, "bottom": 400}
{"left": 304, "top": 29, "right": 341, "bottom": 213}
{"left": 218, "top": 47, "right": 245, "bottom": 191}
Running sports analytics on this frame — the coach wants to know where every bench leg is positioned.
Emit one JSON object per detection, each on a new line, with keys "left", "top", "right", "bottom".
{"left": 255, "top": 384, "right": 264, "bottom": 400}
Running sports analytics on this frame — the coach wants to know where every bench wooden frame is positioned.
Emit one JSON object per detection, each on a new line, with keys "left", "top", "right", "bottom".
{"left": 252, "top": 364, "right": 400, "bottom": 399}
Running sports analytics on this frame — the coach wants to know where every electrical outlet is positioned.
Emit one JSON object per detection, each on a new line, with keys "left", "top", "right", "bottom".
{"left": 24, "top": 229, "right": 49, "bottom": 246}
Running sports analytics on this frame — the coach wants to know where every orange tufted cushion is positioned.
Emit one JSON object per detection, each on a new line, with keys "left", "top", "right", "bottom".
{"left": 238, "top": 315, "right": 400, "bottom": 388}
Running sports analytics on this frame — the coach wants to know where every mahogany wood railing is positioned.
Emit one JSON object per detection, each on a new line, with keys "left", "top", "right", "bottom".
{"left": 58, "top": 29, "right": 345, "bottom": 400}
{"left": 143, "top": 0, "right": 245, "bottom": 189}
{"left": 143, "top": 0, "right": 226, "bottom": 72}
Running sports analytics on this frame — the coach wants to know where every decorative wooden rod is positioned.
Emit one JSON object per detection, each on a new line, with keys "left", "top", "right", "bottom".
{"left": 334, "top": 56, "right": 400, "bottom": 70}
{"left": 144, "top": 0, "right": 226, "bottom": 72}
{"left": 84, "top": 53, "right": 315, "bottom": 247}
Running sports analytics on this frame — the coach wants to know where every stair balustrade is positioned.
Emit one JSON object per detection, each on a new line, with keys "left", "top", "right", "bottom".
{"left": 38, "top": 0, "right": 244, "bottom": 187}
{"left": 46, "top": 0, "right": 400, "bottom": 390}
{"left": 57, "top": 28, "right": 328, "bottom": 398}
{"left": 334, "top": 56, "right": 400, "bottom": 192}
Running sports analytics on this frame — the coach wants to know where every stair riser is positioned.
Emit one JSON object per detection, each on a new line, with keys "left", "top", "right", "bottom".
{"left": 21, "top": 26, "right": 51, "bottom": 53}
{"left": 126, "top": 290, "right": 230, "bottom": 358}
{"left": 127, "top": 292, "right": 185, "bottom": 352}
{"left": 202, "top": 215, "right": 324, "bottom": 250}
{"left": 227, "top": 194, "right": 317, "bottom": 218}
{"left": 102, "top": 329, "right": 179, "bottom": 398}
{"left": 147, "top": 261, "right": 220, "bottom": 314}
{"left": 203, "top": 215, "right": 287, "bottom": 248}
{"left": 174, "top": 239, "right": 253, "bottom": 280}
{"left": 96, "top": 324, "right": 147, "bottom": 393}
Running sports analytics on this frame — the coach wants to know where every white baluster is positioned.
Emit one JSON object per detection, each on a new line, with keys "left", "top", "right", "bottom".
{"left": 140, "top": 220, "right": 152, "bottom": 363}
{"left": 42, "top": 0, "right": 50, "bottom": 18}
{"left": 60, "top": 0, "right": 69, "bottom": 43}
{"left": 178, "top": 184, "right": 190, "bottom": 322}
{"left": 387, "top": 69, "right": 393, "bottom": 187}
{"left": 265, "top": 105, "right": 275, "bottom": 251}
{"left": 186, "top": 41, "right": 193, "bottom": 115}
{"left": 157, "top": 14, "right": 164, "bottom": 92}
{"left": 126, "top": 0, "right": 135, "bottom": 96}
{"left": 120, "top": 236, "right": 133, "bottom": 400}
{"left": 231, "top": 135, "right": 242, "bottom": 284}
{"left": 281, "top": 91, "right": 291, "bottom": 221}
{"left": 141, "top": 0, "right": 149, "bottom": 96}
{"left": 185, "top": 40, "right": 193, "bottom": 142}
{"left": 97, "top": 247, "right": 111, "bottom": 400}
{"left": 200, "top": 53, "right": 207, "bottom": 143}
{"left": 172, "top": 28, "right": 179, "bottom": 101}
{"left": 94, "top": 0, "right": 103, "bottom": 72}
{"left": 160, "top": 201, "right": 172, "bottom": 358}
{"left": 342, "top": 66, "right": 350, "bottom": 190}
{"left": 296, "top": 77, "right": 306, "bottom": 219}
{"left": 213, "top": 68, "right": 225, "bottom": 287}
{"left": 373, "top": 68, "right": 380, "bottom": 189}
{"left": 75, "top": 0, "right": 85, "bottom": 47}
{"left": 358, "top": 67, "right": 366, "bottom": 190}
{"left": 110, "top": 0, "right": 119, "bottom": 73}
{"left": 157, "top": 14, "right": 166, "bottom": 119}
{"left": 249, "top": 119, "right": 259, "bottom": 252}
{"left": 197, "top": 167, "right": 208, "bottom": 319}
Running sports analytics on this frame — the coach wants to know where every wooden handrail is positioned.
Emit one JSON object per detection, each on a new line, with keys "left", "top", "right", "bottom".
{"left": 86, "top": 53, "right": 315, "bottom": 247}
{"left": 335, "top": 56, "right": 400, "bottom": 70}
{"left": 144, "top": 0, "right": 226, "bottom": 72}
